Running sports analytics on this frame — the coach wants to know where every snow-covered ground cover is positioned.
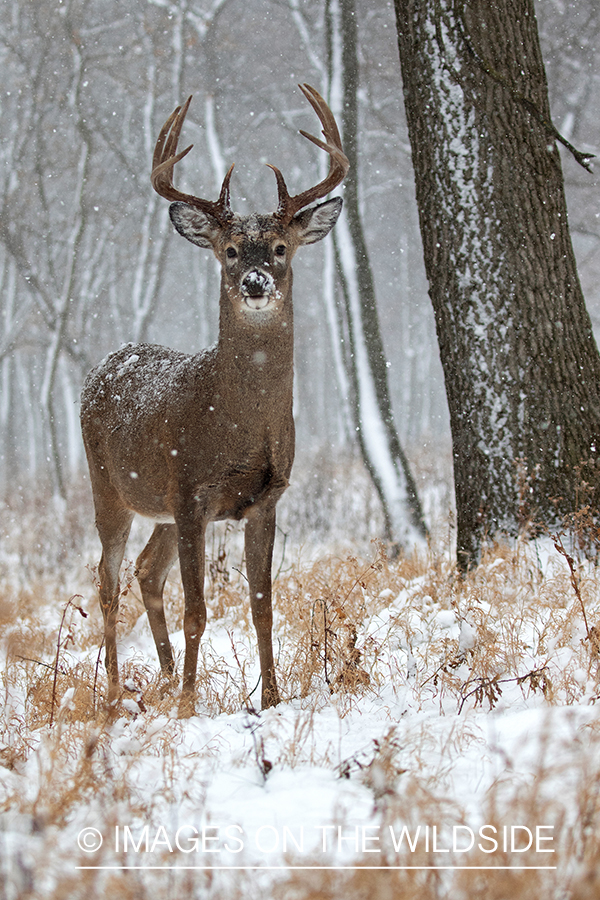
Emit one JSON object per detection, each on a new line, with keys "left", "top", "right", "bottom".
{"left": 0, "top": 490, "right": 599, "bottom": 898}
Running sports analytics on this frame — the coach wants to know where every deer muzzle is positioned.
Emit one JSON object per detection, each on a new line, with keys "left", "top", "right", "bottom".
{"left": 241, "top": 270, "right": 275, "bottom": 309}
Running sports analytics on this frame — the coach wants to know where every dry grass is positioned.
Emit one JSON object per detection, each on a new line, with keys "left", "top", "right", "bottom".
{"left": 1, "top": 480, "right": 600, "bottom": 897}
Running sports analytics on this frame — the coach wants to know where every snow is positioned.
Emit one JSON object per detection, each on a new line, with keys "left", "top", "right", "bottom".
{"left": 1, "top": 534, "right": 599, "bottom": 895}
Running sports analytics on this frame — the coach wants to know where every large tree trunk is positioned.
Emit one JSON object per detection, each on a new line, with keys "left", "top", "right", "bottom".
{"left": 329, "top": 0, "right": 428, "bottom": 550}
{"left": 394, "top": 0, "right": 600, "bottom": 567}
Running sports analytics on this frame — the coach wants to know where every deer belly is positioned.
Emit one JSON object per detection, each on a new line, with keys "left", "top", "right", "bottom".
{"left": 108, "top": 457, "right": 289, "bottom": 523}
{"left": 141, "top": 511, "right": 177, "bottom": 524}
{"left": 205, "top": 465, "right": 289, "bottom": 521}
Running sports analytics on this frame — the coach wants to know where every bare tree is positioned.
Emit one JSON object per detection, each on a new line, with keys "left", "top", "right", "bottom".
{"left": 395, "top": 0, "right": 600, "bottom": 566}
{"left": 329, "top": 0, "right": 427, "bottom": 549}
{"left": 285, "top": 0, "right": 427, "bottom": 549}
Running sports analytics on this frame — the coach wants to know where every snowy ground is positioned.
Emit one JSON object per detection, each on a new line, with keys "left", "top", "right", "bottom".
{"left": 0, "top": 503, "right": 599, "bottom": 898}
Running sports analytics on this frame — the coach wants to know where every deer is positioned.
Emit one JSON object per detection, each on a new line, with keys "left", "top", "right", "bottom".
{"left": 80, "top": 84, "right": 348, "bottom": 717}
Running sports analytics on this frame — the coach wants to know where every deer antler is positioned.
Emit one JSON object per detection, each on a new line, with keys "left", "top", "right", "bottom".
{"left": 268, "top": 83, "right": 349, "bottom": 225}
{"left": 151, "top": 95, "right": 234, "bottom": 225}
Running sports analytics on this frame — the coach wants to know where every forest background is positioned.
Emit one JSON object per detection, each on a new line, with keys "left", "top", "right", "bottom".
{"left": 1, "top": 0, "right": 597, "bottom": 544}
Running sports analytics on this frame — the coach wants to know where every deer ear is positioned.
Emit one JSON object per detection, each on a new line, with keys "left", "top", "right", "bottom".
{"left": 292, "top": 197, "right": 343, "bottom": 245}
{"left": 169, "top": 201, "right": 221, "bottom": 248}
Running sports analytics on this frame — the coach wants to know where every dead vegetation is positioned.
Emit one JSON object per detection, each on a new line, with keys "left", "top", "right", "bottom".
{"left": 1, "top": 482, "right": 600, "bottom": 898}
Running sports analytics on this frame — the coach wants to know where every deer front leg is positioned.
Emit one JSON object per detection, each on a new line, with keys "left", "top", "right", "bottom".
{"left": 176, "top": 510, "right": 207, "bottom": 718}
{"left": 245, "top": 506, "right": 280, "bottom": 709}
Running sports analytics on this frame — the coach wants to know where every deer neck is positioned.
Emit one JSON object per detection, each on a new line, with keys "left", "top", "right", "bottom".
{"left": 216, "top": 278, "right": 294, "bottom": 396}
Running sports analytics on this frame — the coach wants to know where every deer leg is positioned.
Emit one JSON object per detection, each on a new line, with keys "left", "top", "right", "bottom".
{"left": 245, "top": 507, "right": 280, "bottom": 709}
{"left": 176, "top": 511, "right": 207, "bottom": 718}
{"left": 96, "top": 507, "right": 135, "bottom": 705}
{"left": 135, "top": 524, "right": 178, "bottom": 678}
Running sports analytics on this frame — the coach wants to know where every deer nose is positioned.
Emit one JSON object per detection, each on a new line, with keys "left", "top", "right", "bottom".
{"left": 241, "top": 270, "right": 273, "bottom": 297}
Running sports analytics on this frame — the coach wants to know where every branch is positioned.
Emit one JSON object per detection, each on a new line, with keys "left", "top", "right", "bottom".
{"left": 453, "top": 0, "right": 595, "bottom": 173}
{"left": 457, "top": 666, "right": 550, "bottom": 714}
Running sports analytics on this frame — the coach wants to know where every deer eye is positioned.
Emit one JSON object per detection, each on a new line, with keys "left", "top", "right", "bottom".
{"left": 226, "top": 246, "right": 237, "bottom": 259}
{"left": 275, "top": 244, "right": 286, "bottom": 256}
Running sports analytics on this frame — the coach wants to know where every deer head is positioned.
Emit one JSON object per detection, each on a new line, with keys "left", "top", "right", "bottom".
{"left": 150, "top": 84, "right": 349, "bottom": 322}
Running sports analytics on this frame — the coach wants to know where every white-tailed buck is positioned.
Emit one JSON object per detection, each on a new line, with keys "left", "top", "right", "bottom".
{"left": 81, "top": 84, "right": 348, "bottom": 716}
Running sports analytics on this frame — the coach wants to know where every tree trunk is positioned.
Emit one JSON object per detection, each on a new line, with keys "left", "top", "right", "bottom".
{"left": 394, "top": 0, "right": 600, "bottom": 567}
{"left": 329, "top": 0, "right": 428, "bottom": 550}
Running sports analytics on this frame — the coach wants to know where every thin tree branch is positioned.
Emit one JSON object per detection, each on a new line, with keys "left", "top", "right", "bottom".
{"left": 454, "top": 0, "right": 595, "bottom": 172}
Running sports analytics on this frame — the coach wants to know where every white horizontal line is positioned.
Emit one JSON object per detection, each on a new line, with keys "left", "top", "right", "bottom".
{"left": 77, "top": 865, "right": 557, "bottom": 871}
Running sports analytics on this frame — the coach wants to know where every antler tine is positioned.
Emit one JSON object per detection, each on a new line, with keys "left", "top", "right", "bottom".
{"left": 298, "top": 82, "right": 344, "bottom": 153}
{"left": 270, "top": 83, "right": 349, "bottom": 225}
{"left": 150, "top": 95, "right": 233, "bottom": 225}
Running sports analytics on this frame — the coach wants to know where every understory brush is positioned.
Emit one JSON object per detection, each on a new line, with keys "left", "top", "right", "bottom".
{"left": 1, "top": 476, "right": 600, "bottom": 898}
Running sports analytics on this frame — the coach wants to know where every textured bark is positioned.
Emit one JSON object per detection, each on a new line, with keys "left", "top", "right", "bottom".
{"left": 395, "top": 0, "right": 600, "bottom": 566}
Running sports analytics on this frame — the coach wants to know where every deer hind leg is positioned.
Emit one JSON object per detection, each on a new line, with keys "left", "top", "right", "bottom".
{"left": 96, "top": 506, "right": 135, "bottom": 705}
{"left": 245, "top": 506, "right": 280, "bottom": 709}
{"left": 135, "top": 523, "right": 178, "bottom": 678}
{"left": 176, "top": 510, "right": 207, "bottom": 718}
